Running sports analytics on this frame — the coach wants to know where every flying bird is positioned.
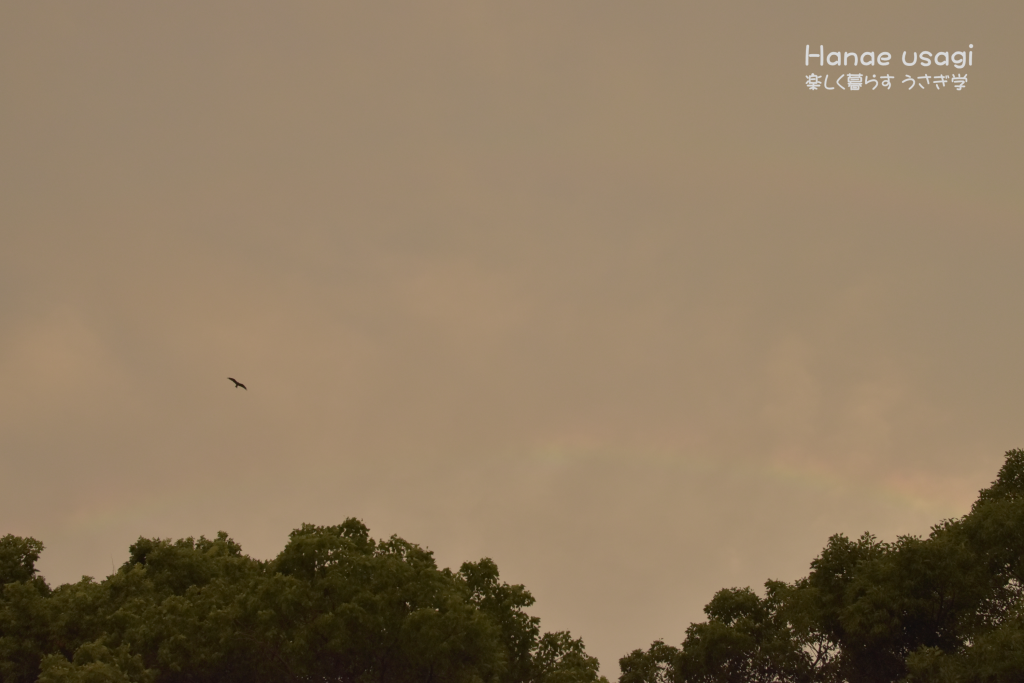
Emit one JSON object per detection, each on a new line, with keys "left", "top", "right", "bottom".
{"left": 228, "top": 377, "right": 247, "bottom": 390}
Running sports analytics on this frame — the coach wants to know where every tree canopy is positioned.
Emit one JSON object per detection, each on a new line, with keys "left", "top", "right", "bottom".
{"left": 0, "top": 522, "right": 607, "bottom": 683}
{"left": 620, "top": 449, "right": 1024, "bottom": 683}
{"left": 10, "top": 449, "right": 1024, "bottom": 683}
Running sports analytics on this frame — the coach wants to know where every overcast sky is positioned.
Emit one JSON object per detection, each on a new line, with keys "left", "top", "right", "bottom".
{"left": 2, "top": 2, "right": 1022, "bottom": 677}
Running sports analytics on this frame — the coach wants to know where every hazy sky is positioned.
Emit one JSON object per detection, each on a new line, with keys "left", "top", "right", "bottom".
{"left": 2, "top": 2, "right": 1022, "bottom": 676}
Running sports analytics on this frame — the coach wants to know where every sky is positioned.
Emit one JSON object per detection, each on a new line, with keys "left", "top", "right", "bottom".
{"left": 2, "top": 1, "right": 1023, "bottom": 677}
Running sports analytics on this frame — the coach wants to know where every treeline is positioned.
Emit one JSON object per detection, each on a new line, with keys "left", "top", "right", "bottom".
{"left": 0, "top": 519, "right": 607, "bottom": 683}
{"left": 6, "top": 450, "right": 1024, "bottom": 683}
{"left": 621, "top": 449, "right": 1024, "bottom": 683}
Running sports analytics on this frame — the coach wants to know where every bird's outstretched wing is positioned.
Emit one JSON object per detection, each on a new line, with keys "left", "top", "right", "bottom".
{"left": 227, "top": 377, "right": 247, "bottom": 390}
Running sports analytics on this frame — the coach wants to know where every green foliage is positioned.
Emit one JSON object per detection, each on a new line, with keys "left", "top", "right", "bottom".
{"left": 0, "top": 574, "right": 53, "bottom": 683}
{"left": 532, "top": 631, "right": 607, "bottom": 683}
{"left": 460, "top": 557, "right": 541, "bottom": 683}
{"left": 38, "top": 639, "right": 156, "bottom": 683}
{"left": 21, "top": 448, "right": 1024, "bottom": 683}
{"left": 974, "top": 448, "right": 1024, "bottom": 507}
{"left": 620, "top": 449, "right": 1024, "bottom": 683}
{"left": 0, "top": 521, "right": 604, "bottom": 683}
{"left": 619, "top": 639, "right": 678, "bottom": 683}
{"left": 673, "top": 585, "right": 815, "bottom": 683}
{"left": 0, "top": 534, "right": 46, "bottom": 587}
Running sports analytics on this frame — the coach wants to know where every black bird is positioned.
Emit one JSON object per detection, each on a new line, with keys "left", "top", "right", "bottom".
{"left": 228, "top": 377, "right": 247, "bottom": 390}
